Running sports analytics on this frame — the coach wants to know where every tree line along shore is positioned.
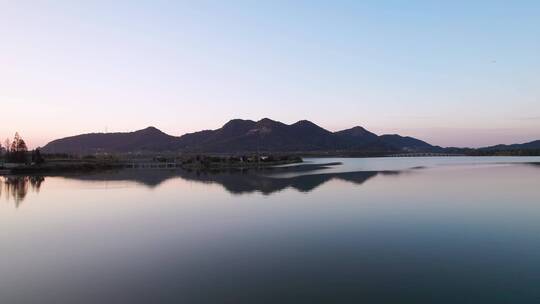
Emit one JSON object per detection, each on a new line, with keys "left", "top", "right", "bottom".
{"left": 1, "top": 153, "right": 304, "bottom": 175}
{"left": 1, "top": 149, "right": 303, "bottom": 177}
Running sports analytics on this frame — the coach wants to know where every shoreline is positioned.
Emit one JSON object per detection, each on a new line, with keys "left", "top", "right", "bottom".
{"left": 3, "top": 155, "right": 540, "bottom": 176}
{"left": 0, "top": 156, "right": 304, "bottom": 175}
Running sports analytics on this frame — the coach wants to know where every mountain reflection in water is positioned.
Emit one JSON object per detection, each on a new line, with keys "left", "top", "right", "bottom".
{"left": 60, "top": 163, "right": 400, "bottom": 195}
{"left": 0, "top": 163, "right": 399, "bottom": 204}
{"left": 4, "top": 161, "right": 539, "bottom": 206}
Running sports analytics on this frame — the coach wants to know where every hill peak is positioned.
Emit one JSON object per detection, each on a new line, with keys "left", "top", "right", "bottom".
{"left": 292, "top": 120, "right": 319, "bottom": 127}
{"left": 136, "top": 126, "right": 166, "bottom": 135}
{"left": 258, "top": 118, "right": 277, "bottom": 124}
{"left": 256, "top": 118, "right": 285, "bottom": 127}
{"left": 335, "top": 126, "right": 377, "bottom": 137}
{"left": 222, "top": 119, "right": 256, "bottom": 128}
{"left": 350, "top": 126, "right": 368, "bottom": 131}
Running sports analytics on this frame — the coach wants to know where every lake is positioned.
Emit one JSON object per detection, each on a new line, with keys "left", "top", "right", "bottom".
{"left": 1, "top": 157, "right": 540, "bottom": 303}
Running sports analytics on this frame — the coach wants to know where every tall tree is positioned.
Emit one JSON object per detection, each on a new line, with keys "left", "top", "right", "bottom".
{"left": 11, "top": 133, "right": 28, "bottom": 153}
{"left": 8, "top": 133, "right": 28, "bottom": 163}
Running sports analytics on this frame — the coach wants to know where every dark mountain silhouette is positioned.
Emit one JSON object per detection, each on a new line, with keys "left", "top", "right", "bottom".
{"left": 42, "top": 118, "right": 443, "bottom": 154}
{"left": 379, "top": 134, "right": 443, "bottom": 152}
{"left": 481, "top": 140, "right": 540, "bottom": 151}
{"left": 43, "top": 126, "right": 177, "bottom": 154}
{"left": 335, "top": 126, "right": 378, "bottom": 141}
{"left": 174, "top": 118, "right": 344, "bottom": 152}
{"left": 335, "top": 126, "right": 384, "bottom": 150}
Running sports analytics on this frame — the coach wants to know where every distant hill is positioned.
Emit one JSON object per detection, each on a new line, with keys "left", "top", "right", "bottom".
{"left": 379, "top": 134, "right": 444, "bottom": 152}
{"left": 335, "top": 126, "right": 381, "bottom": 149}
{"left": 480, "top": 140, "right": 540, "bottom": 151}
{"left": 42, "top": 127, "right": 178, "bottom": 154}
{"left": 42, "top": 118, "right": 443, "bottom": 154}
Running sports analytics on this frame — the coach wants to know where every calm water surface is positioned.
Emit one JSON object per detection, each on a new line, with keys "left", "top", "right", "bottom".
{"left": 1, "top": 157, "right": 540, "bottom": 303}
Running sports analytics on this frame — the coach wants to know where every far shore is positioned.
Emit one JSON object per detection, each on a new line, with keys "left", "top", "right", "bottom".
{"left": 0, "top": 154, "right": 303, "bottom": 175}
{"left": 3, "top": 152, "right": 540, "bottom": 176}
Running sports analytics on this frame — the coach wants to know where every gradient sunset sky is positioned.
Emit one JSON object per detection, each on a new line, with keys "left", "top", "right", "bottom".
{"left": 1, "top": 1, "right": 539, "bottom": 148}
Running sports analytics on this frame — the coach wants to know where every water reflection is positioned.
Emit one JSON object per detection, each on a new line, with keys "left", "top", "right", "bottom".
{"left": 2, "top": 161, "right": 538, "bottom": 204}
{"left": 58, "top": 166, "right": 400, "bottom": 195}
{"left": 61, "top": 162, "right": 345, "bottom": 190}
{"left": 175, "top": 170, "right": 399, "bottom": 194}
{"left": 0, "top": 176, "right": 44, "bottom": 207}
{"left": 0, "top": 164, "right": 397, "bottom": 202}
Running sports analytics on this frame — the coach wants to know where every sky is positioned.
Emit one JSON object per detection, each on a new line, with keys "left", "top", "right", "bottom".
{"left": 1, "top": 0, "right": 539, "bottom": 148}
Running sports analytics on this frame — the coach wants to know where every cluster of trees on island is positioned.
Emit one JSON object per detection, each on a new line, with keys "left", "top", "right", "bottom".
{"left": 0, "top": 133, "right": 44, "bottom": 165}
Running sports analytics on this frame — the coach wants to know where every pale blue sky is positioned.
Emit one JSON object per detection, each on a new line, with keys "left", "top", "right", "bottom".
{"left": 1, "top": 0, "right": 539, "bottom": 148}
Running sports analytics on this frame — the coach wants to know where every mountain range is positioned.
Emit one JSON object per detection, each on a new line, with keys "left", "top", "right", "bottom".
{"left": 41, "top": 118, "right": 535, "bottom": 155}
